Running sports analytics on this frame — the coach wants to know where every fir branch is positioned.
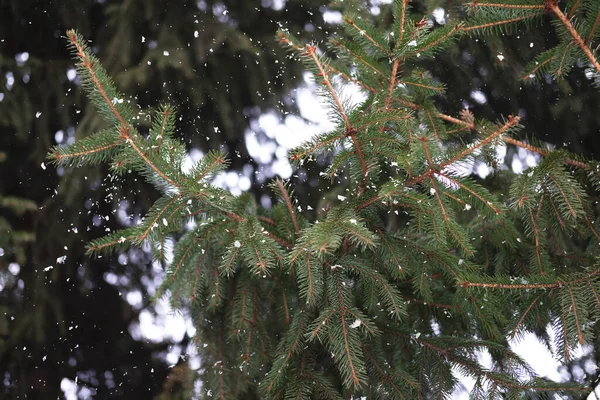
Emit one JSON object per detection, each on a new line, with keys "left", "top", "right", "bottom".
{"left": 343, "top": 16, "right": 391, "bottom": 57}
{"left": 155, "top": 105, "right": 172, "bottom": 154}
{"left": 274, "top": 179, "right": 299, "bottom": 234}
{"left": 502, "top": 137, "right": 588, "bottom": 169}
{"left": 565, "top": 283, "right": 585, "bottom": 345}
{"left": 67, "top": 30, "right": 181, "bottom": 189}
{"left": 439, "top": 115, "right": 520, "bottom": 169}
{"left": 329, "top": 39, "right": 388, "bottom": 81}
{"left": 586, "top": 7, "right": 600, "bottom": 42}
{"left": 465, "top": 1, "right": 545, "bottom": 10}
{"left": 548, "top": 1, "right": 600, "bottom": 73}
{"left": 304, "top": 44, "right": 351, "bottom": 130}
{"left": 509, "top": 294, "right": 543, "bottom": 340}
{"left": 462, "top": 13, "right": 540, "bottom": 33}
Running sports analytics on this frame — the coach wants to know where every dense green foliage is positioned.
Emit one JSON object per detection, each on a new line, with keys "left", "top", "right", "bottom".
{"left": 0, "top": 1, "right": 327, "bottom": 398}
{"left": 47, "top": 0, "right": 600, "bottom": 398}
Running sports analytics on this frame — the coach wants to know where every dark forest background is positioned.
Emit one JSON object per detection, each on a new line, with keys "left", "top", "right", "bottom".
{"left": 2, "top": 0, "right": 600, "bottom": 398}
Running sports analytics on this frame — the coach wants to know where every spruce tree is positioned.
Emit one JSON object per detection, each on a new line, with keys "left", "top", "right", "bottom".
{"left": 51, "top": 0, "right": 600, "bottom": 397}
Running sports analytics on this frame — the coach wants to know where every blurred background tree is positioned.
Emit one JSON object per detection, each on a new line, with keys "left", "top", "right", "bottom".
{"left": 2, "top": 0, "right": 600, "bottom": 398}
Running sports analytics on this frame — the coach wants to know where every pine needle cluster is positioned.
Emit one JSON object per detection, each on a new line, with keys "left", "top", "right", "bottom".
{"left": 50, "top": 0, "right": 600, "bottom": 396}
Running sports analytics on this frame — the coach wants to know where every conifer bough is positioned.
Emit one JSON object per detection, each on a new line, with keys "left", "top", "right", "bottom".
{"left": 51, "top": 0, "right": 600, "bottom": 396}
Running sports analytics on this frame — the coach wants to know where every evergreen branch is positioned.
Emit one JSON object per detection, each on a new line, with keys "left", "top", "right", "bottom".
{"left": 436, "top": 172, "right": 502, "bottom": 215}
{"left": 193, "top": 151, "right": 227, "bottom": 183}
{"left": 275, "top": 178, "right": 299, "bottom": 234}
{"left": 405, "top": 116, "right": 519, "bottom": 187}
{"left": 330, "top": 39, "right": 388, "bottom": 81}
{"left": 282, "top": 289, "right": 290, "bottom": 325}
{"left": 396, "top": 0, "right": 410, "bottom": 45}
{"left": 459, "top": 268, "right": 600, "bottom": 290}
{"left": 343, "top": 17, "right": 391, "bottom": 56}
{"left": 465, "top": 1, "right": 545, "bottom": 9}
{"left": 156, "top": 106, "right": 170, "bottom": 153}
{"left": 542, "top": 187, "right": 567, "bottom": 231}
{"left": 528, "top": 206, "right": 545, "bottom": 275}
{"left": 305, "top": 45, "right": 351, "bottom": 130}
{"left": 567, "top": 0, "right": 582, "bottom": 18}
{"left": 339, "top": 311, "right": 361, "bottom": 388}
{"left": 425, "top": 109, "right": 440, "bottom": 140}
{"left": 509, "top": 294, "right": 542, "bottom": 340}
{"left": 375, "top": 229, "right": 404, "bottom": 274}
{"left": 437, "top": 112, "right": 476, "bottom": 129}
{"left": 67, "top": 30, "right": 129, "bottom": 128}
{"left": 440, "top": 116, "right": 520, "bottom": 169}
{"left": 124, "top": 130, "right": 181, "bottom": 188}
{"left": 50, "top": 139, "right": 122, "bottom": 165}
{"left": 546, "top": 174, "right": 579, "bottom": 220}
{"left": 548, "top": 1, "right": 600, "bottom": 73}
{"left": 289, "top": 133, "right": 346, "bottom": 162}
{"left": 362, "top": 348, "right": 408, "bottom": 399}
{"left": 169, "top": 239, "right": 195, "bottom": 282}
{"left": 401, "top": 79, "right": 446, "bottom": 94}
{"left": 587, "top": 279, "right": 600, "bottom": 308}
{"left": 344, "top": 262, "right": 405, "bottom": 319}
{"left": 67, "top": 30, "right": 180, "bottom": 189}
{"left": 522, "top": 54, "right": 558, "bottom": 81}
{"left": 86, "top": 233, "right": 137, "bottom": 255}
{"left": 586, "top": 8, "right": 600, "bottom": 42}
{"left": 584, "top": 215, "right": 600, "bottom": 242}
{"left": 140, "top": 194, "right": 183, "bottom": 241}
{"left": 462, "top": 13, "right": 539, "bottom": 32}
{"left": 502, "top": 137, "right": 587, "bottom": 168}
{"left": 387, "top": 60, "right": 401, "bottom": 110}
{"left": 559, "top": 297, "right": 571, "bottom": 361}
{"left": 565, "top": 283, "right": 585, "bottom": 345}
{"left": 405, "top": 24, "right": 464, "bottom": 58}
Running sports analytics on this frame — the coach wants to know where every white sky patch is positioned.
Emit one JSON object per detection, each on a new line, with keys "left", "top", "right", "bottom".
{"left": 470, "top": 90, "right": 487, "bottom": 105}
{"left": 432, "top": 7, "right": 446, "bottom": 24}
{"left": 476, "top": 163, "right": 490, "bottom": 179}
{"left": 511, "top": 157, "right": 524, "bottom": 174}
{"left": 67, "top": 68, "right": 77, "bottom": 81}
{"left": 350, "top": 319, "right": 361, "bottom": 328}
{"left": 323, "top": 10, "right": 342, "bottom": 24}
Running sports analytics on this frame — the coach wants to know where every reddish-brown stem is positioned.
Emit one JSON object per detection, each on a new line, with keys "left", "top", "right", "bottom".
{"left": 67, "top": 30, "right": 180, "bottom": 189}
{"left": 565, "top": 283, "right": 585, "bottom": 345}
{"left": 344, "top": 18, "right": 390, "bottom": 56}
{"left": 459, "top": 267, "right": 600, "bottom": 290}
{"left": 549, "top": 2, "right": 600, "bottom": 74}
{"left": 140, "top": 194, "right": 182, "bottom": 240}
{"left": 465, "top": 2, "right": 544, "bottom": 9}
{"left": 586, "top": 9, "right": 600, "bottom": 43}
{"left": 156, "top": 107, "right": 169, "bottom": 153}
{"left": 406, "top": 24, "right": 464, "bottom": 58}
{"left": 509, "top": 295, "right": 541, "bottom": 339}
{"left": 305, "top": 45, "right": 351, "bottom": 130}
{"left": 54, "top": 142, "right": 121, "bottom": 162}
{"left": 195, "top": 155, "right": 226, "bottom": 183}
{"left": 386, "top": 59, "right": 400, "bottom": 110}
{"left": 275, "top": 178, "right": 299, "bottom": 233}
{"left": 462, "top": 13, "right": 539, "bottom": 32}
{"left": 440, "top": 116, "right": 520, "bottom": 169}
